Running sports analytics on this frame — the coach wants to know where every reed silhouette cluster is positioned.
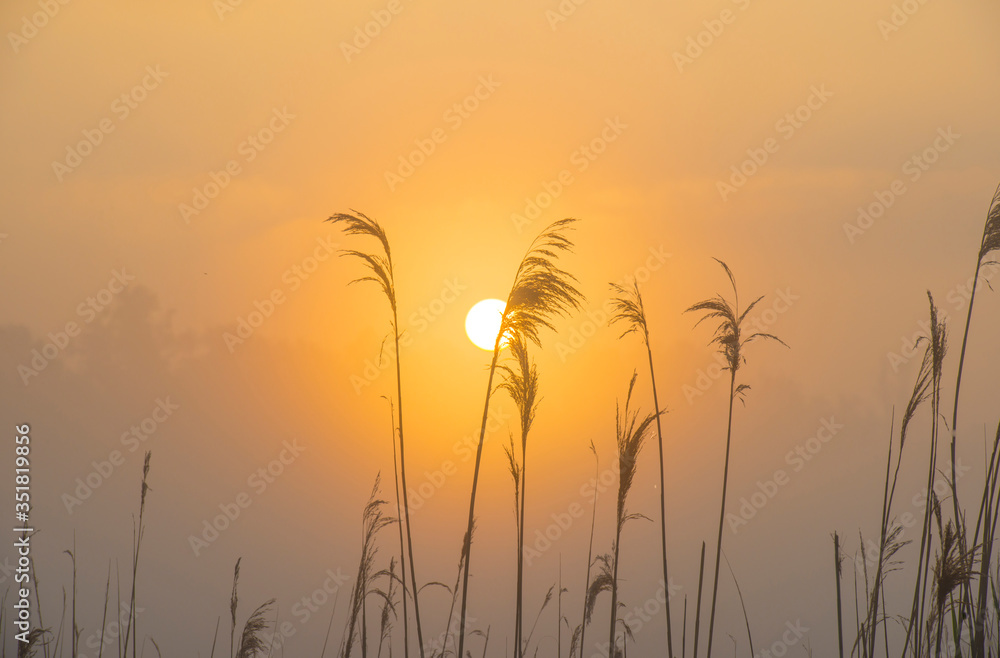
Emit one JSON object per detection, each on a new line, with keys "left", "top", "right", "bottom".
{"left": 9, "top": 183, "right": 1000, "bottom": 658}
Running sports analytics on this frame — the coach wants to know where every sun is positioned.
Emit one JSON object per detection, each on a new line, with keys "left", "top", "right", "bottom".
{"left": 465, "top": 299, "right": 507, "bottom": 351}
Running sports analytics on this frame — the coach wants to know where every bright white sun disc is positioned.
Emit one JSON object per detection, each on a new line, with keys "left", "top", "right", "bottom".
{"left": 465, "top": 299, "right": 507, "bottom": 351}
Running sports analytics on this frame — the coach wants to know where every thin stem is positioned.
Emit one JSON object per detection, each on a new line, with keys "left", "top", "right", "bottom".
{"left": 558, "top": 556, "right": 563, "bottom": 658}
{"left": 608, "top": 522, "right": 622, "bottom": 658}
{"left": 868, "top": 414, "right": 897, "bottom": 658}
{"left": 834, "top": 533, "right": 844, "bottom": 658}
{"left": 387, "top": 399, "right": 410, "bottom": 658}
{"left": 693, "top": 542, "right": 706, "bottom": 658}
{"left": 953, "top": 256, "right": 984, "bottom": 645}
{"left": 394, "top": 310, "right": 425, "bottom": 658}
{"left": 99, "top": 561, "right": 111, "bottom": 658}
{"left": 705, "top": 371, "right": 737, "bottom": 658}
{"left": 516, "top": 428, "right": 528, "bottom": 658}
{"left": 456, "top": 341, "right": 503, "bottom": 658}
{"left": 579, "top": 448, "right": 599, "bottom": 658}
{"left": 644, "top": 325, "right": 675, "bottom": 658}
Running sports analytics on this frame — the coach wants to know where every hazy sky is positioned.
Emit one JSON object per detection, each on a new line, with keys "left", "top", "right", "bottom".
{"left": 3, "top": 1, "right": 1000, "bottom": 656}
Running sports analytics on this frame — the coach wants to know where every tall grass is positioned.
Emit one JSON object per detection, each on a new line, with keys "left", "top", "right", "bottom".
{"left": 121, "top": 451, "right": 151, "bottom": 658}
{"left": 605, "top": 373, "right": 659, "bottom": 657}
{"left": 376, "top": 558, "right": 399, "bottom": 658}
{"left": 99, "top": 562, "right": 111, "bottom": 658}
{"left": 455, "top": 218, "right": 584, "bottom": 658}
{"left": 498, "top": 333, "right": 540, "bottom": 658}
{"left": 17, "top": 185, "right": 1000, "bottom": 658}
{"left": 342, "top": 475, "right": 393, "bottom": 658}
{"left": 558, "top": 556, "right": 566, "bottom": 658}
{"left": 522, "top": 584, "right": 556, "bottom": 655}
{"left": 63, "top": 536, "right": 77, "bottom": 658}
{"left": 431, "top": 542, "right": 467, "bottom": 657}
{"left": 692, "top": 541, "right": 706, "bottom": 658}
{"left": 225, "top": 559, "right": 276, "bottom": 658}
{"left": 950, "top": 183, "right": 1000, "bottom": 518}
{"left": 610, "top": 280, "right": 675, "bottom": 657}
{"left": 722, "top": 552, "right": 753, "bottom": 656}
{"left": 838, "top": 185, "right": 1000, "bottom": 657}
{"left": 16, "top": 630, "right": 47, "bottom": 658}
{"left": 580, "top": 373, "right": 659, "bottom": 657}
{"left": 952, "top": 184, "right": 1000, "bottom": 648}
{"left": 971, "top": 422, "right": 1000, "bottom": 657}
{"left": 234, "top": 600, "right": 276, "bottom": 658}
{"left": 384, "top": 396, "right": 411, "bottom": 658}
{"left": 833, "top": 532, "right": 844, "bottom": 658}
{"left": 571, "top": 440, "right": 600, "bottom": 658}
{"left": 230, "top": 558, "right": 241, "bottom": 658}
{"left": 686, "top": 259, "right": 786, "bottom": 658}
{"left": 901, "top": 294, "right": 949, "bottom": 657}
{"left": 331, "top": 211, "right": 424, "bottom": 658}
{"left": 862, "top": 332, "right": 933, "bottom": 657}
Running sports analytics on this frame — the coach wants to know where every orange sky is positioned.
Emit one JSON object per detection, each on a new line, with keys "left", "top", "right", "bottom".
{"left": 3, "top": 0, "right": 1000, "bottom": 655}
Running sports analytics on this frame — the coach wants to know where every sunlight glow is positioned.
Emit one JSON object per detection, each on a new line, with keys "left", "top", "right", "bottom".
{"left": 465, "top": 299, "right": 507, "bottom": 351}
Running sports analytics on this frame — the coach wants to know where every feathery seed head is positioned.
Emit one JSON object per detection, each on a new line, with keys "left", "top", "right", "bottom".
{"left": 685, "top": 258, "right": 787, "bottom": 385}
{"left": 609, "top": 280, "right": 648, "bottom": 344}
{"left": 500, "top": 219, "right": 585, "bottom": 349}
{"left": 328, "top": 211, "right": 397, "bottom": 314}
{"left": 978, "top": 182, "right": 1000, "bottom": 265}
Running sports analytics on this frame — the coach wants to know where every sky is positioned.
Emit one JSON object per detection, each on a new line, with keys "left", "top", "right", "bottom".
{"left": 2, "top": 0, "right": 1000, "bottom": 656}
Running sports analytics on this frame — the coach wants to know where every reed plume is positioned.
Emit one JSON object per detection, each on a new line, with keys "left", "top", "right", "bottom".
{"left": 234, "top": 600, "right": 276, "bottom": 658}
{"left": 343, "top": 475, "right": 393, "bottom": 658}
{"left": 456, "top": 218, "right": 584, "bottom": 658}
{"left": 575, "top": 553, "right": 614, "bottom": 658}
{"left": 17, "top": 630, "right": 49, "bottom": 658}
{"left": 950, "top": 183, "right": 1000, "bottom": 536}
{"left": 930, "top": 520, "right": 976, "bottom": 656}
{"left": 951, "top": 182, "right": 1000, "bottom": 650}
{"left": 610, "top": 279, "right": 675, "bottom": 657}
{"left": 902, "top": 294, "right": 948, "bottom": 657}
{"left": 122, "top": 451, "right": 151, "bottom": 658}
{"left": 230, "top": 558, "right": 241, "bottom": 658}
{"left": 686, "top": 259, "right": 786, "bottom": 658}
{"left": 375, "top": 558, "right": 399, "bottom": 658}
{"left": 223, "top": 559, "right": 276, "bottom": 658}
{"left": 863, "top": 336, "right": 933, "bottom": 658}
{"left": 606, "top": 373, "right": 658, "bottom": 657}
{"left": 498, "top": 333, "right": 541, "bottom": 658}
{"left": 330, "top": 211, "right": 423, "bottom": 658}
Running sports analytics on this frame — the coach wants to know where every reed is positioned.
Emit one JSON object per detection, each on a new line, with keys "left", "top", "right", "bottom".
{"left": 952, "top": 183, "right": 1000, "bottom": 650}
{"left": 901, "top": 295, "right": 948, "bottom": 657}
{"left": 572, "top": 440, "right": 601, "bottom": 658}
{"left": 342, "top": 475, "right": 393, "bottom": 658}
{"left": 331, "top": 211, "right": 424, "bottom": 658}
{"left": 223, "top": 558, "right": 276, "bottom": 658}
{"left": 99, "top": 561, "right": 111, "bottom": 658}
{"left": 833, "top": 533, "right": 844, "bottom": 658}
{"left": 722, "top": 553, "right": 753, "bottom": 656}
{"left": 864, "top": 334, "right": 933, "bottom": 658}
{"left": 384, "top": 395, "right": 411, "bottom": 658}
{"left": 686, "top": 259, "right": 786, "bottom": 658}
{"left": 610, "top": 280, "right": 675, "bottom": 657}
{"left": 602, "top": 373, "right": 659, "bottom": 658}
{"left": 498, "top": 333, "right": 541, "bottom": 658}
{"left": 231, "top": 558, "right": 240, "bottom": 658}
{"left": 971, "top": 423, "right": 1000, "bottom": 656}
{"left": 693, "top": 542, "right": 706, "bottom": 658}
{"left": 455, "top": 218, "right": 584, "bottom": 658}
{"left": 376, "top": 558, "right": 399, "bottom": 658}
{"left": 121, "top": 451, "right": 151, "bottom": 658}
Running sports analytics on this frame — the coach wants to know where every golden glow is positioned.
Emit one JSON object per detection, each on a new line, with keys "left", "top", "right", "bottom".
{"left": 465, "top": 299, "right": 506, "bottom": 351}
